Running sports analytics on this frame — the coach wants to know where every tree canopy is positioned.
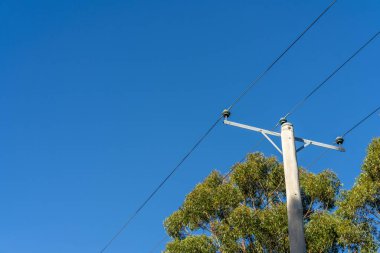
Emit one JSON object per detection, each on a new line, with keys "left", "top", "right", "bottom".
{"left": 163, "top": 138, "right": 380, "bottom": 253}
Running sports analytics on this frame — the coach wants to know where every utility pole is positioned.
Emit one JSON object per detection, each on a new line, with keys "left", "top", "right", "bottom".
{"left": 222, "top": 110, "right": 344, "bottom": 253}
{"left": 280, "top": 121, "right": 306, "bottom": 253}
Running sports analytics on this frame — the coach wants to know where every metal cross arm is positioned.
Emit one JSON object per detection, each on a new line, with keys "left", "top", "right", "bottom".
{"left": 294, "top": 136, "right": 345, "bottom": 152}
{"left": 223, "top": 119, "right": 345, "bottom": 153}
{"left": 224, "top": 119, "right": 283, "bottom": 154}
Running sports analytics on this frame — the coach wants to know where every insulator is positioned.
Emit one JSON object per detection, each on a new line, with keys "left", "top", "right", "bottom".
{"left": 335, "top": 136, "right": 344, "bottom": 145}
{"left": 279, "top": 117, "right": 288, "bottom": 125}
{"left": 222, "top": 109, "right": 231, "bottom": 118}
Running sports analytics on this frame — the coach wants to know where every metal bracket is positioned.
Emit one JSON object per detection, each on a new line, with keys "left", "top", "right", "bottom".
{"left": 294, "top": 136, "right": 345, "bottom": 152}
{"left": 262, "top": 132, "right": 282, "bottom": 154}
{"left": 296, "top": 141, "right": 311, "bottom": 153}
{"left": 224, "top": 120, "right": 281, "bottom": 137}
{"left": 224, "top": 119, "right": 345, "bottom": 153}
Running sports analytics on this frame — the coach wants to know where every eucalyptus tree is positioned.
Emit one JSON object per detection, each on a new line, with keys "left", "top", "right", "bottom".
{"left": 163, "top": 138, "right": 380, "bottom": 253}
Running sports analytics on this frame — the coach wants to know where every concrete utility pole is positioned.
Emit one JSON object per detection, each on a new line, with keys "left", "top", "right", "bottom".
{"left": 222, "top": 110, "right": 344, "bottom": 253}
{"left": 281, "top": 122, "right": 306, "bottom": 253}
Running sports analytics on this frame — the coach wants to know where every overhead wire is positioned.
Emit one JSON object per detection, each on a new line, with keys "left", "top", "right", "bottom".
{"left": 99, "top": 1, "right": 338, "bottom": 252}
{"left": 283, "top": 31, "right": 380, "bottom": 119}
{"left": 228, "top": 31, "right": 380, "bottom": 177}
{"left": 291, "top": 32, "right": 379, "bottom": 169}
{"left": 154, "top": 105, "right": 380, "bottom": 252}
{"left": 281, "top": 32, "right": 380, "bottom": 169}
{"left": 305, "top": 105, "right": 380, "bottom": 169}
{"left": 99, "top": 116, "right": 221, "bottom": 253}
{"left": 341, "top": 105, "right": 380, "bottom": 137}
{"left": 146, "top": 20, "right": 378, "bottom": 253}
{"left": 225, "top": 31, "right": 380, "bottom": 180}
{"left": 227, "top": 0, "right": 338, "bottom": 111}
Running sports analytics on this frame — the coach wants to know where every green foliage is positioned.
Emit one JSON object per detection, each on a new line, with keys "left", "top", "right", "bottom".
{"left": 362, "top": 138, "right": 380, "bottom": 181}
{"left": 164, "top": 138, "right": 380, "bottom": 253}
{"left": 165, "top": 235, "right": 217, "bottom": 253}
{"left": 305, "top": 212, "right": 376, "bottom": 252}
{"left": 305, "top": 212, "right": 338, "bottom": 252}
{"left": 179, "top": 171, "right": 243, "bottom": 231}
{"left": 254, "top": 203, "right": 289, "bottom": 252}
{"left": 230, "top": 154, "right": 285, "bottom": 208}
{"left": 300, "top": 169, "right": 341, "bottom": 210}
{"left": 164, "top": 209, "right": 187, "bottom": 239}
{"left": 338, "top": 139, "right": 380, "bottom": 220}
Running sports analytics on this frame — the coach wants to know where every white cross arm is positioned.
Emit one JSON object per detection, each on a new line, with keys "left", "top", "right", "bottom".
{"left": 223, "top": 119, "right": 345, "bottom": 152}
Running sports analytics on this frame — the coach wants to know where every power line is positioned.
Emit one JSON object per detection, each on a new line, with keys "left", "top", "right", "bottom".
{"left": 227, "top": 0, "right": 337, "bottom": 111}
{"left": 152, "top": 104, "right": 380, "bottom": 251}
{"left": 282, "top": 31, "right": 379, "bottom": 169}
{"left": 155, "top": 106, "right": 380, "bottom": 252}
{"left": 283, "top": 31, "right": 380, "bottom": 119}
{"left": 148, "top": 155, "right": 248, "bottom": 252}
{"left": 149, "top": 101, "right": 380, "bottom": 253}
{"left": 304, "top": 105, "right": 380, "bottom": 169}
{"left": 224, "top": 28, "right": 380, "bottom": 183}
{"left": 342, "top": 105, "right": 380, "bottom": 137}
{"left": 99, "top": 116, "right": 222, "bottom": 253}
{"left": 259, "top": 32, "right": 380, "bottom": 167}
{"left": 99, "top": 1, "right": 338, "bottom": 251}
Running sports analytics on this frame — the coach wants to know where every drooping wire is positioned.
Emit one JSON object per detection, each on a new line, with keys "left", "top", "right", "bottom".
{"left": 226, "top": 30, "right": 380, "bottom": 179}
{"left": 150, "top": 106, "right": 380, "bottom": 251}
{"left": 100, "top": 1, "right": 338, "bottom": 251}
{"left": 227, "top": 0, "right": 337, "bottom": 111}
{"left": 283, "top": 31, "right": 380, "bottom": 119}
{"left": 226, "top": 31, "right": 380, "bottom": 182}
{"left": 342, "top": 105, "right": 380, "bottom": 137}
{"left": 305, "top": 105, "right": 380, "bottom": 169}
{"left": 99, "top": 116, "right": 222, "bottom": 253}
{"left": 155, "top": 103, "right": 380, "bottom": 250}
{"left": 153, "top": 139, "right": 272, "bottom": 252}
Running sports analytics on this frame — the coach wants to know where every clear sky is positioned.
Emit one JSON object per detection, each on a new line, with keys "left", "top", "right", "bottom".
{"left": 1, "top": 0, "right": 379, "bottom": 252}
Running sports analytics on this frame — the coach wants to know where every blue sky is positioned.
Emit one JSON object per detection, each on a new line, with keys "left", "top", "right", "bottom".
{"left": 0, "top": 0, "right": 379, "bottom": 252}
